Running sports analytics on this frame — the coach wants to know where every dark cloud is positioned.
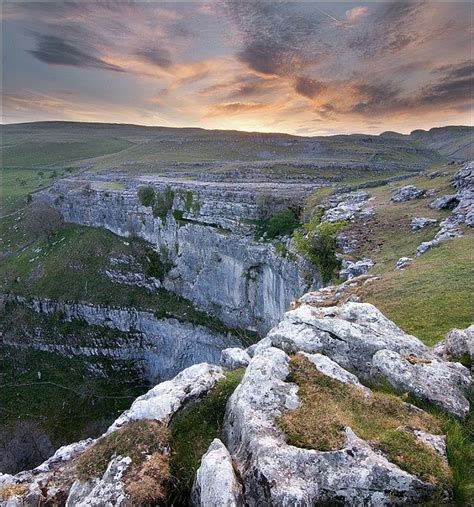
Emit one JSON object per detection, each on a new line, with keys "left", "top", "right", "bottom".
{"left": 28, "top": 34, "right": 123, "bottom": 72}
{"left": 135, "top": 47, "right": 172, "bottom": 68}
{"left": 294, "top": 77, "right": 326, "bottom": 99}
{"left": 350, "top": 82, "right": 403, "bottom": 114}
{"left": 434, "top": 61, "right": 474, "bottom": 81}
{"left": 224, "top": 0, "right": 322, "bottom": 76}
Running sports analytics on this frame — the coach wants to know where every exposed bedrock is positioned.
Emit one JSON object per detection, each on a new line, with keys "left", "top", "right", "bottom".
{"left": 45, "top": 178, "right": 320, "bottom": 334}
{"left": 12, "top": 296, "right": 238, "bottom": 382}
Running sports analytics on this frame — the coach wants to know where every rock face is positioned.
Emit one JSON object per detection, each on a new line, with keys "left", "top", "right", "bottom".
{"left": 339, "top": 258, "right": 374, "bottom": 281}
{"left": 45, "top": 178, "right": 320, "bottom": 334}
{"left": 12, "top": 296, "right": 238, "bottom": 382}
{"left": 224, "top": 347, "right": 440, "bottom": 506}
{"left": 266, "top": 302, "right": 471, "bottom": 417}
{"left": 391, "top": 185, "right": 426, "bottom": 202}
{"left": 416, "top": 221, "right": 463, "bottom": 256}
{"left": 191, "top": 439, "right": 243, "bottom": 507}
{"left": 411, "top": 217, "right": 437, "bottom": 231}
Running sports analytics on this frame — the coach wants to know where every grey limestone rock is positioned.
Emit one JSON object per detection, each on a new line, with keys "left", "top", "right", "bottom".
{"left": 339, "top": 258, "right": 374, "bottom": 281}
{"left": 191, "top": 439, "right": 243, "bottom": 507}
{"left": 220, "top": 347, "right": 251, "bottom": 370}
{"left": 391, "top": 185, "right": 425, "bottom": 202}
{"left": 411, "top": 217, "right": 437, "bottom": 231}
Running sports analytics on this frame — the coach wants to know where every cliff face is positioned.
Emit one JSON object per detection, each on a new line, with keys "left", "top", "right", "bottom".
{"left": 6, "top": 296, "right": 239, "bottom": 382}
{"left": 46, "top": 177, "right": 320, "bottom": 334}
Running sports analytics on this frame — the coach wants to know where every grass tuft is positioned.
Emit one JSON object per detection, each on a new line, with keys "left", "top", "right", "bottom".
{"left": 278, "top": 355, "right": 452, "bottom": 491}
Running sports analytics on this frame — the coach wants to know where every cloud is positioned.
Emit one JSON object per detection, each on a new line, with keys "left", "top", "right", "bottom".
{"left": 294, "top": 77, "right": 326, "bottom": 99}
{"left": 135, "top": 47, "right": 172, "bottom": 68}
{"left": 206, "top": 101, "right": 269, "bottom": 116}
{"left": 28, "top": 34, "right": 124, "bottom": 72}
{"left": 345, "top": 6, "right": 368, "bottom": 23}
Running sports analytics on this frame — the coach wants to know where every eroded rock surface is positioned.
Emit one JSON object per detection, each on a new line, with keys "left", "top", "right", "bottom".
{"left": 411, "top": 217, "right": 437, "bottom": 231}
{"left": 433, "top": 325, "right": 474, "bottom": 362}
{"left": 191, "top": 439, "right": 243, "bottom": 507}
{"left": 339, "top": 258, "right": 374, "bottom": 281}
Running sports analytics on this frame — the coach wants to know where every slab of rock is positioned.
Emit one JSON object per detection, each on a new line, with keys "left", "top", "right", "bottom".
{"left": 220, "top": 347, "right": 251, "bottom": 370}
{"left": 396, "top": 257, "right": 413, "bottom": 270}
{"left": 224, "top": 347, "right": 441, "bottom": 505}
{"left": 191, "top": 439, "right": 243, "bottom": 507}
{"left": 430, "top": 195, "right": 458, "bottom": 210}
{"left": 108, "top": 363, "right": 224, "bottom": 432}
{"left": 371, "top": 350, "right": 470, "bottom": 418}
{"left": 339, "top": 258, "right": 374, "bottom": 281}
{"left": 433, "top": 325, "right": 474, "bottom": 361}
{"left": 299, "top": 352, "right": 371, "bottom": 395}
{"left": 66, "top": 456, "right": 131, "bottom": 507}
{"left": 411, "top": 217, "right": 437, "bottom": 231}
{"left": 322, "top": 191, "right": 373, "bottom": 223}
{"left": 391, "top": 185, "right": 425, "bottom": 202}
{"left": 267, "top": 302, "right": 470, "bottom": 418}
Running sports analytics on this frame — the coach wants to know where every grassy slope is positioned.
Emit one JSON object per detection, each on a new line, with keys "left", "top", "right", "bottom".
{"left": 303, "top": 163, "right": 473, "bottom": 345}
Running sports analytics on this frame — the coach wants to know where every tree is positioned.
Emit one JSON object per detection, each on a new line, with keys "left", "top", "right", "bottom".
{"left": 24, "top": 197, "right": 63, "bottom": 241}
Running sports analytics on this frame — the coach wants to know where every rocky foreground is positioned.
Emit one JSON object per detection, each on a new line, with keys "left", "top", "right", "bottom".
{"left": 1, "top": 278, "right": 471, "bottom": 506}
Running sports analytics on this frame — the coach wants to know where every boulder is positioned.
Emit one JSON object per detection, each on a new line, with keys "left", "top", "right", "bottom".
{"left": 430, "top": 195, "right": 458, "bottom": 210}
{"left": 391, "top": 186, "right": 425, "bottom": 202}
{"left": 220, "top": 348, "right": 251, "bottom": 370}
{"left": 108, "top": 363, "right": 224, "bottom": 432}
{"left": 371, "top": 350, "right": 470, "bottom": 418}
{"left": 224, "top": 347, "right": 440, "bottom": 505}
{"left": 433, "top": 325, "right": 474, "bottom": 361}
{"left": 396, "top": 257, "right": 413, "bottom": 270}
{"left": 322, "top": 192, "right": 373, "bottom": 223}
{"left": 411, "top": 217, "right": 437, "bottom": 231}
{"left": 191, "top": 439, "right": 243, "bottom": 507}
{"left": 339, "top": 258, "right": 374, "bottom": 281}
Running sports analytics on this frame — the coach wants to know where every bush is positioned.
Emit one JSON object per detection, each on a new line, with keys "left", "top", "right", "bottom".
{"left": 24, "top": 197, "right": 63, "bottom": 241}
{"left": 257, "top": 208, "right": 299, "bottom": 239}
{"left": 138, "top": 186, "right": 156, "bottom": 207}
{"left": 153, "top": 187, "right": 174, "bottom": 222}
{"left": 294, "top": 217, "right": 346, "bottom": 283}
{"left": 144, "top": 246, "right": 173, "bottom": 281}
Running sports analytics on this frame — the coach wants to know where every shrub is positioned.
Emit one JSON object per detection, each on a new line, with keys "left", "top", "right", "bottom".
{"left": 144, "top": 246, "right": 173, "bottom": 281}
{"left": 294, "top": 217, "right": 346, "bottom": 283}
{"left": 138, "top": 186, "right": 156, "bottom": 207}
{"left": 153, "top": 187, "right": 174, "bottom": 222}
{"left": 257, "top": 208, "right": 299, "bottom": 239}
{"left": 24, "top": 197, "right": 63, "bottom": 241}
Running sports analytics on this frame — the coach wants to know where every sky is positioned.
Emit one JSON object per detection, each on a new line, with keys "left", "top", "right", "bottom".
{"left": 1, "top": 0, "right": 472, "bottom": 135}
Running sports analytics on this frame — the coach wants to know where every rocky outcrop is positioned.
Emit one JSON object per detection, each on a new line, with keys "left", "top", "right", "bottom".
{"left": 191, "top": 439, "right": 243, "bottom": 507}
{"left": 430, "top": 195, "right": 458, "bottom": 210}
{"left": 321, "top": 191, "right": 374, "bottom": 223}
{"left": 109, "top": 363, "right": 224, "bottom": 432}
{"left": 433, "top": 325, "right": 474, "bottom": 362}
{"left": 0, "top": 362, "right": 223, "bottom": 506}
{"left": 391, "top": 185, "right": 426, "bottom": 202}
{"left": 339, "top": 258, "right": 374, "bottom": 281}
{"left": 266, "top": 302, "right": 470, "bottom": 417}
{"left": 223, "top": 347, "right": 441, "bottom": 506}
{"left": 411, "top": 217, "right": 437, "bottom": 231}
{"left": 44, "top": 178, "right": 320, "bottom": 334}
{"left": 13, "top": 296, "right": 238, "bottom": 382}
{"left": 416, "top": 221, "right": 463, "bottom": 256}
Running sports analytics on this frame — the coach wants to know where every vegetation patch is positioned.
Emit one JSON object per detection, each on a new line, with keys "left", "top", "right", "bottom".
{"left": 153, "top": 187, "right": 175, "bottom": 222}
{"left": 0, "top": 484, "right": 29, "bottom": 501}
{"left": 294, "top": 216, "right": 346, "bottom": 283}
{"left": 143, "top": 245, "right": 173, "bottom": 282}
{"left": 76, "top": 420, "right": 170, "bottom": 505}
{"left": 137, "top": 186, "right": 156, "bottom": 207}
{"left": 256, "top": 208, "right": 299, "bottom": 240}
{"left": 278, "top": 355, "right": 452, "bottom": 490}
{"left": 168, "top": 368, "right": 244, "bottom": 503}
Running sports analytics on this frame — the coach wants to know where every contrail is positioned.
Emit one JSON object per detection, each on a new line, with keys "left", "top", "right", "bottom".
{"left": 313, "top": 5, "right": 343, "bottom": 25}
